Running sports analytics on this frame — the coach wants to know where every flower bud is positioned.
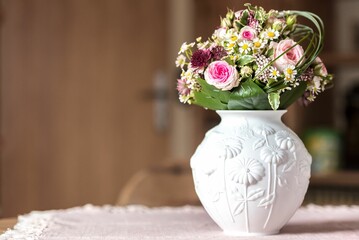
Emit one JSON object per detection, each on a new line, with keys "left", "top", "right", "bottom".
{"left": 226, "top": 9, "right": 234, "bottom": 21}
{"left": 286, "top": 15, "right": 297, "bottom": 27}
{"left": 272, "top": 19, "right": 285, "bottom": 31}
{"left": 221, "top": 17, "right": 232, "bottom": 28}
{"left": 240, "top": 66, "right": 253, "bottom": 78}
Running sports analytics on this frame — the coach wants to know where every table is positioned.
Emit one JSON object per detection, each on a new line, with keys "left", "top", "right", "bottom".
{"left": 1, "top": 204, "right": 359, "bottom": 239}
{"left": 0, "top": 218, "right": 16, "bottom": 232}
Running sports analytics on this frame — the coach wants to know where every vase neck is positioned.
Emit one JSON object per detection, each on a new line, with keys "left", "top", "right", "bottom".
{"left": 216, "top": 110, "right": 287, "bottom": 124}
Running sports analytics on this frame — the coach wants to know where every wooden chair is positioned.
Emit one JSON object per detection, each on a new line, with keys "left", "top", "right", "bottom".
{"left": 117, "top": 161, "right": 200, "bottom": 207}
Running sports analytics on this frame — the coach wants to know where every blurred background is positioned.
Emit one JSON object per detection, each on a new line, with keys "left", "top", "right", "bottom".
{"left": 0, "top": 0, "right": 358, "bottom": 217}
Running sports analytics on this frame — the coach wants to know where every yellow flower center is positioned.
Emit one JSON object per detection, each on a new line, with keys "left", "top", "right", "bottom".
{"left": 267, "top": 31, "right": 275, "bottom": 38}
{"left": 228, "top": 43, "right": 235, "bottom": 48}
{"left": 254, "top": 41, "right": 261, "bottom": 48}
{"left": 231, "top": 36, "right": 238, "bottom": 41}
{"left": 286, "top": 68, "right": 293, "bottom": 75}
{"left": 272, "top": 70, "right": 277, "bottom": 76}
{"left": 242, "top": 44, "right": 249, "bottom": 50}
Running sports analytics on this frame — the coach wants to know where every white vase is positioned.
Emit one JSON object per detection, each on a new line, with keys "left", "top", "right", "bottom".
{"left": 190, "top": 110, "right": 311, "bottom": 236}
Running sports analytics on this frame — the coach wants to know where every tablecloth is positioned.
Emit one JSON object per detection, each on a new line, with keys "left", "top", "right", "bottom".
{"left": 1, "top": 204, "right": 359, "bottom": 239}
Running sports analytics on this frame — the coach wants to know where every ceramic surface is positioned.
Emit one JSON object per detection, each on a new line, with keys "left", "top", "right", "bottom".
{"left": 190, "top": 110, "right": 311, "bottom": 235}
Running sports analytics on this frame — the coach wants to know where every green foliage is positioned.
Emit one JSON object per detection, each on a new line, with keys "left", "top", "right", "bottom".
{"left": 227, "top": 80, "right": 271, "bottom": 110}
{"left": 238, "top": 55, "right": 255, "bottom": 66}
{"left": 192, "top": 78, "right": 230, "bottom": 110}
{"left": 279, "top": 81, "right": 307, "bottom": 109}
{"left": 268, "top": 92, "right": 280, "bottom": 110}
{"left": 239, "top": 10, "right": 249, "bottom": 26}
{"left": 192, "top": 79, "right": 308, "bottom": 111}
{"left": 196, "top": 78, "right": 231, "bottom": 103}
{"left": 193, "top": 91, "right": 227, "bottom": 110}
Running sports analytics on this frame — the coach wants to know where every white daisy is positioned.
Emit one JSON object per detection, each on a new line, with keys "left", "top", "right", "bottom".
{"left": 238, "top": 40, "right": 253, "bottom": 54}
{"left": 262, "top": 28, "right": 279, "bottom": 40}
{"left": 197, "top": 40, "right": 211, "bottom": 50}
{"left": 223, "top": 31, "right": 241, "bottom": 53}
{"left": 308, "top": 76, "right": 322, "bottom": 94}
{"left": 224, "top": 41, "right": 237, "bottom": 53}
{"left": 252, "top": 38, "right": 266, "bottom": 53}
{"left": 284, "top": 74, "right": 294, "bottom": 83}
{"left": 178, "top": 42, "right": 195, "bottom": 54}
{"left": 284, "top": 65, "right": 297, "bottom": 78}
{"left": 179, "top": 94, "right": 192, "bottom": 104}
{"left": 223, "top": 29, "right": 239, "bottom": 43}
{"left": 175, "top": 55, "right": 187, "bottom": 68}
{"left": 229, "top": 33, "right": 240, "bottom": 43}
{"left": 269, "top": 66, "right": 280, "bottom": 79}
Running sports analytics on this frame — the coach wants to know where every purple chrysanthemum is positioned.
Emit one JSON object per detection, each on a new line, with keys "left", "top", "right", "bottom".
{"left": 190, "top": 49, "right": 211, "bottom": 68}
{"left": 211, "top": 46, "right": 227, "bottom": 60}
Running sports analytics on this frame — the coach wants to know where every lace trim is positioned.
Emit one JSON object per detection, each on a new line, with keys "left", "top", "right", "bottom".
{"left": 0, "top": 211, "right": 53, "bottom": 240}
{"left": 3, "top": 204, "right": 357, "bottom": 239}
{"left": 0, "top": 205, "right": 203, "bottom": 239}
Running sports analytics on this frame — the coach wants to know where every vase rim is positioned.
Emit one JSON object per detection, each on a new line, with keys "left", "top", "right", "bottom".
{"left": 216, "top": 110, "right": 287, "bottom": 113}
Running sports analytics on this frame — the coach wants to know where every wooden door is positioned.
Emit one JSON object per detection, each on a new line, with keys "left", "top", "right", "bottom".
{"left": 0, "top": 0, "right": 169, "bottom": 217}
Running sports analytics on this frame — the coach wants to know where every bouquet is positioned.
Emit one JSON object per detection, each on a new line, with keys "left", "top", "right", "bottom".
{"left": 175, "top": 4, "right": 333, "bottom": 110}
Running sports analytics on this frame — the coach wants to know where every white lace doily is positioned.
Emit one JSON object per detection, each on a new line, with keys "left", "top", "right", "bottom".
{"left": 1, "top": 204, "right": 359, "bottom": 239}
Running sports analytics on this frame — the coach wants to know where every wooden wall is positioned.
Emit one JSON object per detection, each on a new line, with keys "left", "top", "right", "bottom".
{"left": 0, "top": 0, "right": 168, "bottom": 217}
{"left": 0, "top": 0, "right": 337, "bottom": 218}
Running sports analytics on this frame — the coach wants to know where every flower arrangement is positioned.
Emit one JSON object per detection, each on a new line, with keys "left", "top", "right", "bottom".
{"left": 175, "top": 4, "right": 333, "bottom": 110}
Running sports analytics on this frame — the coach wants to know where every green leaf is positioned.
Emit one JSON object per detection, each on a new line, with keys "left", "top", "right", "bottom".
{"left": 193, "top": 91, "right": 227, "bottom": 110}
{"left": 268, "top": 92, "right": 280, "bottom": 110}
{"left": 238, "top": 55, "right": 255, "bottom": 66}
{"left": 234, "top": 20, "right": 243, "bottom": 30}
{"left": 266, "top": 47, "right": 274, "bottom": 57}
{"left": 279, "top": 81, "right": 307, "bottom": 109}
{"left": 239, "top": 10, "right": 249, "bottom": 26}
{"left": 196, "top": 78, "right": 230, "bottom": 104}
{"left": 228, "top": 80, "right": 271, "bottom": 110}
{"left": 287, "top": 11, "right": 325, "bottom": 73}
{"left": 224, "top": 57, "right": 235, "bottom": 66}
{"left": 267, "top": 78, "right": 277, "bottom": 86}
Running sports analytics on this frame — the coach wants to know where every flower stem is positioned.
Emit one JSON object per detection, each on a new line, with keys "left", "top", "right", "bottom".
{"left": 265, "top": 135, "right": 271, "bottom": 210}
{"left": 264, "top": 134, "right": 270, "bottom": 147}
{"left": 244, "top": 186, "right": 249, "bottom": 233}
{"left": 264, "top": 164, "right": 277, "bottom": 229}
{"left": 266, "top": 162, "right": 271, "bottom": 209}
{"left": 224, "top": 159, "right": 235, "bottom": 223}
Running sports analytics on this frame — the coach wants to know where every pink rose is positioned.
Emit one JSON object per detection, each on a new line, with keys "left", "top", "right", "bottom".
{"left": 239, "top": 26, "right": 257, "bottom": 41}
{"left": 273, "top": 39, "right": 305, "bottom": 71}
{"left": 313, "top": 57, "right": 328, "bottom": 76}
{"left": 213, "top": 27, "right": 227, "bottom": 41}
{"left": 204, "top": 61, "right": 239, "bottom": 90}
